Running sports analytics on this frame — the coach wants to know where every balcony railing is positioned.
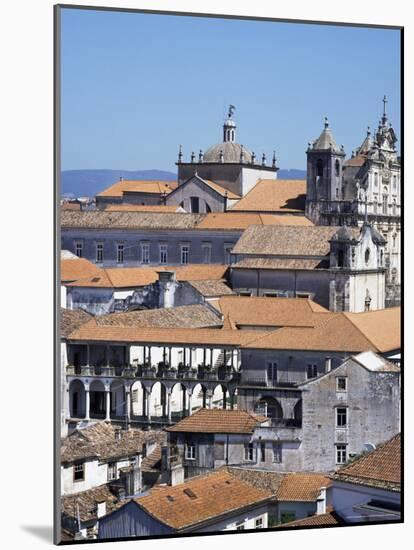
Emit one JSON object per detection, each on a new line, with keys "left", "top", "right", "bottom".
{"left": 66, "top": 364, "right": 240, "bottom": 382}
{"left": 240, "top": 377, "right": 298, "bottom": 388}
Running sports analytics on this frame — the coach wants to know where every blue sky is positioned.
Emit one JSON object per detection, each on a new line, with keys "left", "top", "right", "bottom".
{"left": 60, "top": 8, "right": 401, "bottom": 171}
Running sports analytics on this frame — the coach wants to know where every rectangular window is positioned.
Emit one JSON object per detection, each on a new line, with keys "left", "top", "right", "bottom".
{"left": 273, "top": 443, "right": 282, "bottom": 463}
{"left": 224, "top": 245, "right": 233, "bottom": 264}
{"left": 236, "top": 522, "right": 245, "bottom": 531}
{"left": 259, "top": 443, "right": 266, "bottom": 462}
{"left": 239, "top": 291, "right": 251, "bottom": 297}
{"left": 336, "top": 444, "right": 347, "bottom": 465}
{"left": 307, "top": 364, "right": 318, "bottom": 379}
{"left": 117, "top": 243, "right": 124, "bottom": 264}
{"left": 202, "top": 244, "right": 211, "bottom": 264}
{"left": 159, "top": 244, "right": 167, "bottom": 264}
{"left": 336, "top": 407, "right": 348, "bottom": 427}
{"left": 190, "top": 196, "right": 199, "bottom": 213}
{"left": 107, "top": 462, "right": 117, "bottom": 481}
{"left": 73, "top": 462, "right": 85, "bottom": 481}
{"left": 185, "top": 443, "right": 196, "bottom": 460}
{"left": 255, "top": 517, "right": 263, "bottom": 529}
{"left": 336, "top": 377, "right": 347, "bottom": 392}
{"left": 96, "top": 243, "right": 104, "bottom": 263}
{"left": 244, "top": 443, "right": 254, "bottom": 462}
{"left": 181, "top": 245, "right": 190, "bottom": 265}
{"left": 267, "top": 362, "right": 278, "bottom": 384}
{"left": 75, "top": 242, "right": 83, "bottom": 258}
{"left": 141, "top": 243, "right": 150, "bottom": 264}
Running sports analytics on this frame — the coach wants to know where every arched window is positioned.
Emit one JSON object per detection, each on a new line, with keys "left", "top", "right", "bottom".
{"left": 365, "top": 248, "right": 370, "bottom": 265}
{"left": 316, "top": 159, "right": 324, "bottom": 177}
{"left": 335, "top": 159, "right": 340, "bottom": 177}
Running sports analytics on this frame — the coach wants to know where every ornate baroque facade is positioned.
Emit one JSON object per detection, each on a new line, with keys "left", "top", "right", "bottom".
{"left": 306, "top": 97, "right": 401, "bottom": 307}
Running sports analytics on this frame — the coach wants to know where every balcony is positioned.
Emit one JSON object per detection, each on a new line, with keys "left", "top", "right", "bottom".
{"left": 66, "top": 364, "right": 240, "bottom": 383}
{"left": 239, "top": 377, "right": 298, "bottom": 389}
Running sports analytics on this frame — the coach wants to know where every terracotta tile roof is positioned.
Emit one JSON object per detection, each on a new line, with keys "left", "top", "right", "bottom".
{"left": 242, "top": 313, "right": 385, "bottom": 352}
{"left": 62, "top": 484, "right": 124, "bottom": 523}
{"left": 67, "top": 322, "right": 263, "bottom": 347}
{"left": 225, "top": 467, "right": 285, "bottom": 495}
{"left": 61, "top": 422, "right": 165, "bottom": 463}
{"left": 232, "top": 258, "right": 329, "bottom": 270}
{"left": 97, "top": 180, "right": 177, "bottom": 197}
{"left": 103, "top": 204, "right": 183, "bottom": 213}
{"left": 231, "top": 179, "right": 307, "bottom": 213}
{"left": 61, "top": 258, "right": 102, "bottom": 283}
{"left": 276, "top": 509, "right": 343, "bottom": 528}
{"left": 343, "top": 308, "right": 401, "bottom": 353}
{"left": 61, "top": 210, "right": 311, "bottom": 232}
{"left": 331, "top": 434, "right": 401, "bottom": 491}
{"left": 66, "top": 306, "right": 399, "bottom": 354}
{"left": 344, "top": 155, "right": 367, "bottom": 167}
{"left": 61, "top": 202, "right": 81, "bottom": 210}
{"left": 188, "top": 279, "right": 234, "bottom": 297}
{"left": 61, "top": 211, "right": 203, "bottom": 230}
{"left": 196, "top": 212, "right": 312, "bottom": 230}
{"left": 134, "top": 469, "right": 273, "bottom": 530}
{"left": 202, "top": 179, "right": 241, "bottom": 199}
{"left": 141, "top": 445, "right": 162, "bottom": 473}
{"left": 277, "top": 473, "right": 332, "bottom": 502}
{"left": 60, "top": 308, "right": 92, "bottom": 338}
{"left": 172, "top": 264, "right": 229, "bottom": 281}
{"left": 95, "top": 305, "right": 222, "bottom": 329}
{"left": 232, "top": 225, "right": 359, "bottom": 257}
{"left": 65, "top": 264, "right": 229, "bottom": 289}
{"left": 166, "top": 409, "right": 268, "bottom": 434}
{"left": 218, "top": 296, "right": 331, "bottom": 328}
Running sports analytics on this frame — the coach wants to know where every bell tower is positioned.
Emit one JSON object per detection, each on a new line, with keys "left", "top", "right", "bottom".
{"left": 306, "top": 117, "right": 346, "bottom": 224}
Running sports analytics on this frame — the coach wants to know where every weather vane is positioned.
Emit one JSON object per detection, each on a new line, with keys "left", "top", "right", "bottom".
{"left": 228, "top": 104, "right": 236, "bottom": 118}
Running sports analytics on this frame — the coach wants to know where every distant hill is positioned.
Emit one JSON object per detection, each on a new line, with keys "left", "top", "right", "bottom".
{"left": 61, "top": 169, "right": 177, "bottom": 198}
{"left": 278, "top": 169, "right": 307, "bottom": 180}
{"left": 60, "top": 168, "right": 307, "bottom": 198}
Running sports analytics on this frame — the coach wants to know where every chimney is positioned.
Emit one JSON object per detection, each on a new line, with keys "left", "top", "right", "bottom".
{"left": 316, "top": 487, "right": 327, "bottom": 515}
{"left": 96, "top": 500, "right": 106, "bottom": 518}
{"left": 325, "top": 357, "right": 332, "bottom": 372}
{"left": 223, "top": 191, "right": 228, "bottom": 212}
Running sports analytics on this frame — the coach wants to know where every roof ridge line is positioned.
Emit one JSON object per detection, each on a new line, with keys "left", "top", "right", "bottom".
{"left": 341, "top": 312, "right": 379, "bottom": 351}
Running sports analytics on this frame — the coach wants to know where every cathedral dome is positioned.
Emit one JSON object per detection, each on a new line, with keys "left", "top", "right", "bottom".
{"left": 203, "top": 141, "right": 253, "bottom": 164}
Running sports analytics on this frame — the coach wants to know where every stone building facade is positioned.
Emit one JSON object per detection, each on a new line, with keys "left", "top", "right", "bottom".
{"left": 305, "top": 98, "right": 401, "bottom": 306}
